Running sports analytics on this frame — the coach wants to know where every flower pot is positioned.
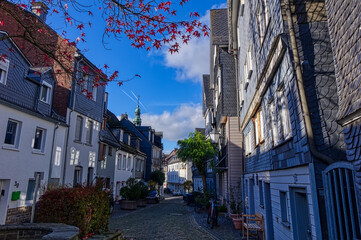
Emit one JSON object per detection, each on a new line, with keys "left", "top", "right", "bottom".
{"left": 232, "top": 218, "right": 243, "bottom": 230}
{"left": 120, "top": 200, "right": 137, "bottom": 210}
{"left": 137, "top": 199, "right": 147, "bottom": 207}
{"left": 230, "top": 213, "right": 242, "bottom": 219}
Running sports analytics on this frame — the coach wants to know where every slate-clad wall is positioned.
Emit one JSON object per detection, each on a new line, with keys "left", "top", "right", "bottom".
{"left": 0, "top": 36, "right": 37, "bottom": 111}
{"left": 325, "top": 0, "right": 361, "bottom": 220}
{"left": 220, "top": 48, "right": 237, "bottom": 117}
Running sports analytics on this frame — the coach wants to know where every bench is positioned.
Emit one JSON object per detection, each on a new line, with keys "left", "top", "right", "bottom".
{"left": 242, "top": 213, "right": 265, "bottom": 240}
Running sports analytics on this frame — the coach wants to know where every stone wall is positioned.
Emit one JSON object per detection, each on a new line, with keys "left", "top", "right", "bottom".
{"left": 5, "top": 207, "right": 32, "bottom": 225}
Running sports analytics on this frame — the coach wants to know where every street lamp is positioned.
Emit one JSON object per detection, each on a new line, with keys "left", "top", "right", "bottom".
{"left": 209, "top": 129, "right": 219, "bottom": 199}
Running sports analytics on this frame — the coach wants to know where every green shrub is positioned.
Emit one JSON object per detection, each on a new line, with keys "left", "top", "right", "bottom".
{"left": 195, "top": 193, "right": 210, "bottom": 208}
{"left": 35, "top": 186, "right": 109, "bottom": 238}
{"left": 217, "top": 205, "right": 227, "bottom": 212}
{"left": 119, "top": 180, "right": 149, "bottom": 200}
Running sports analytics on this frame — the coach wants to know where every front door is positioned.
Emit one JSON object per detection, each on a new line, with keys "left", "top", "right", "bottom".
{"left": 290, "top": 188, "right": 311, "bottom": 240}
{"left": 264, "top": 182, "right": 274, "bottom": 240}
{"left": 0, "top": 180, "right": 10, "bottom": 225}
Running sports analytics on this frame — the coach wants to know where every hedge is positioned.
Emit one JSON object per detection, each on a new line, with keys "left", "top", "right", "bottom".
{"left": 35, "top": 186, "right": 110, "bottom": 238}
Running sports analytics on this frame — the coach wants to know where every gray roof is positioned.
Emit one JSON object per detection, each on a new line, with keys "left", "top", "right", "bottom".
{"left": 100, "top": 128, "right": 120, "bottom": 148}
{"left": 219, "top": 47, "right": 237, "bottom": 116}
{"left": 202, "top": 74, "right": 213, "bottom": 115}
{"left": 210, "top": 9, "right": 229, "bottom": 45}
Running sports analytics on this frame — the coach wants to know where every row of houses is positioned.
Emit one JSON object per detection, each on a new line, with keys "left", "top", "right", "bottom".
{"left": 202, "top": 0, "right": 361, "bottom": 239}
{"left": 0, "top": 1, "right": 162, "bottom": 225}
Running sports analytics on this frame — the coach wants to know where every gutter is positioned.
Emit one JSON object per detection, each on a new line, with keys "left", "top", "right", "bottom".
{"left": 284, "top": 0, "right": 334, "bottom": 165}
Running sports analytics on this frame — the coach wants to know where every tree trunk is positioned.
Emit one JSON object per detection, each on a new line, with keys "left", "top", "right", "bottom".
{"left": 201, "top": 174, "right": 207, "bottom": 193}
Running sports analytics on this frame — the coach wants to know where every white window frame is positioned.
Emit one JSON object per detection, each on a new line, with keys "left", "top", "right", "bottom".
{"left": 32, "top": 127, "right": 46, "bottom": 153}
{"left": 278, "top": 89, "right": 292, "bottom": 140}
{"left": 40, "top": 81, "right": 52, "bottom": 104}
{"left": 0, "top": 58, "right": 9, "bottom": 85}
{"left": 117, "top": 154, "right": 122, "bottom": 170}
{"left": 3, "top": 119, "right": 22, "bottom": 149}
{"left": 269, "top": 100, "right": 280, "bottom": 146}
{"left": 127, "top": 156, "right": 131, "bottom": 171}
{"left": 123, "top": 155, "right": 126, "bottom": 170}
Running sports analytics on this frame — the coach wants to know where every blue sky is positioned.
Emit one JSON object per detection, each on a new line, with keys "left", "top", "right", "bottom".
{"left": 47, "top": 0, "right": 226, "bottom": 153}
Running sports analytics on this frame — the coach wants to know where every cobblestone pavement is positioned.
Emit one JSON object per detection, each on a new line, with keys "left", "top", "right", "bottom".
{"left": 107, "top": 196, "right": 242, "bottom": 240}
{"left": 190, "top": 206, "right": 241, "bottom": 240}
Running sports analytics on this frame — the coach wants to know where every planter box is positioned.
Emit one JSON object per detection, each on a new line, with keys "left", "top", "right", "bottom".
{"left": 230, "top": 213, "right": 242, "bottom": 219}
{"left": 232, "top": 218, "right": 243, "bottom": 230}
{"left": 120, "top": 200, "right": 137, "bottom": 210}
{"left": 146, "top": 197, "right": 159, "bottom": 204}
{"left": 137, "top": 199, "right": 147, "bottom": 207}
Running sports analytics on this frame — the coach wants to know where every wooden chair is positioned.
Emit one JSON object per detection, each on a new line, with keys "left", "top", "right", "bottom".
{"left": 242, "top": 213, "right": 265, "bottom": 240}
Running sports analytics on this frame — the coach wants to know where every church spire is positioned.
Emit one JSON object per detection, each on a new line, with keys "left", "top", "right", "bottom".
{"left": 133, "top": 95, "right": 142, "bottom": 126}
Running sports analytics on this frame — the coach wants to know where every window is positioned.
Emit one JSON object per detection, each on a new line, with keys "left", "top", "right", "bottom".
{"left": 0, "top": 58, "right": 9, "bottom": 85}
{"left": 81, "top": 75, "right": 97, "bottom": 101}
{"left": 123, "top": 155, "right": 126, "bottom": 170}
{"left": 108, "top": 146, "right": 112, "bottom": 156}
{"left": 117, "top": 154, "right": 122, "bottom": 170}
{"left": 85, "top": 120, "right": 93, "bottom": 144}
{"left": 256, "top": 0, "right": 270, "bottom": 44}
{"left": 278, "top": 89, "right": 291, "bottom": 140}
{"left": 75, "top": 116, "right": 83, "bottom": 141}
{"left": 4, "top": 119, "right": 21, "bottom": 147}
{"left": 33, "top": 127, "right": 46, "bottom": 151}
{"left": 269, "top": 100, "right": 280, "bottom": 146}
{"left": 120, "top": 130, "right": 124, "bottom": 142}
{"left": 128, "top": 135, "right": 131, "bottom": 145}
{"left": 244, "top": 46, "right": 253, "bottom": 88}
{"left": 280, "top": 191, "right": 289, "bottom": 223}
{"left": 127, "top": 157, "right": 131, "bottom": 170}
{"left": 259, "top": 180, "right": 264, "bottom": 207}
{"left": 253, "top": 108, "right": 264, "bottom": 146}
{"left": 244, "top": 131, "right": 252, "bottom": 156}
{"left": 40, "top": 82, "right": 52, "bottom": 104}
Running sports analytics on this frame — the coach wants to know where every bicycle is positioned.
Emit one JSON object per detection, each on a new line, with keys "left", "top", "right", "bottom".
{"left": 207, "top": 198, "right": 219, "bottom": 229}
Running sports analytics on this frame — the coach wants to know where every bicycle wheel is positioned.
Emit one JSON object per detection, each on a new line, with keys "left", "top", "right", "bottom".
{"left": 210, "top": 216, "right": 215, "bottom": 229}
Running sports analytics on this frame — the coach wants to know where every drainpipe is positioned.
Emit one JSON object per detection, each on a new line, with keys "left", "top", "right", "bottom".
{"left": 284, "top": 0, "right": 333, "bottom": 165}
{"left": 48, "top": 122, "right": 60, "bottom": 185}
{"left": 30, "top": 172, "right": 41, "bottom": 223}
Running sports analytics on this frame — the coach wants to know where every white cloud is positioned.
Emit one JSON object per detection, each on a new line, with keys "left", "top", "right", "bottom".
{"left": 141, "top": 104, "right": 204, "bottom": 142}
{"left": 160, "top": 2, "right": 227, "bottom": 83}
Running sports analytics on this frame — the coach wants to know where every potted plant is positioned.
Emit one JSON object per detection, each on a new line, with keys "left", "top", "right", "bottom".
{"left": 136, "top": 182, "right": 148, "bottom": 207}
{"left": 230, "top": 182, "right": 243, "bottom": 230}
{"left": 119, "top": 178, "right": 139, "bottom": 210}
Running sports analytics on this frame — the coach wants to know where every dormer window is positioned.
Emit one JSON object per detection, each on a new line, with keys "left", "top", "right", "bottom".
{"left": 120, "top": 129, "right": 124, "bottom": 142}
{"left": 0, "top": 58, "right": 9, "bottom": 85}
{"left": 81, "top": 74, "right": 97, "bottom": 101}
{"left": 40, "top": 82, "right": 52, "bottom": 104}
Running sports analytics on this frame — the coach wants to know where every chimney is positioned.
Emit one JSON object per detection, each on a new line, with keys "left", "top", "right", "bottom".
{"left": 121, "top": 113, "right": 128, "bottom": 120}
{"left": 31, "top": 2, "right": 49, "bottom": 22}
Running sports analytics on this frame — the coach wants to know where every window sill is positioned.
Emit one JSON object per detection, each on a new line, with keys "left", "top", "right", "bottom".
{"left": 281, "top": 221, "right": 290, "bottom": 228}
{"left": 74, "top": 140, "right": 82, "bottom": 144}
{"left": 2, "top": 145, "right": 19, "bottom": 152}
{"left": 32, "top": 149, "right": 45, "bottom": 155}
{"left": 39, "top": 100, "right": 50, "bottom": 105}
{"left": 84, "top": 143, "right": 92, "bottom": 147}
{"left": 259, "top": 204, "right": 264, "bottom": 209}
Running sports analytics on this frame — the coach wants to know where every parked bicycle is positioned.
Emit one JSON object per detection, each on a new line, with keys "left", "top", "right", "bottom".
{"left": 207, "top": 198, "right": 219, "bottom": 229}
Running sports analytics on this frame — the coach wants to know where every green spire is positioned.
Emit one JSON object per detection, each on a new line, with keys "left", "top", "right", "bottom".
{"left": 133, "top": 95, "right": 142, "bottom": 126}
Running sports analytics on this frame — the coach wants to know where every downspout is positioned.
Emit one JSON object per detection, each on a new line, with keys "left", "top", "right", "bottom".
{"left": 48, "top": 122, "right": 59, "bottom": 184}
{"left": 284, "top": 0, "right": 333, "bottom": 165}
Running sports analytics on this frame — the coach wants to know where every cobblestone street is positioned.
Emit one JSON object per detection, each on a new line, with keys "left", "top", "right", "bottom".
{"left": 108, "top": 196, "right": 241, "bottom": 240}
